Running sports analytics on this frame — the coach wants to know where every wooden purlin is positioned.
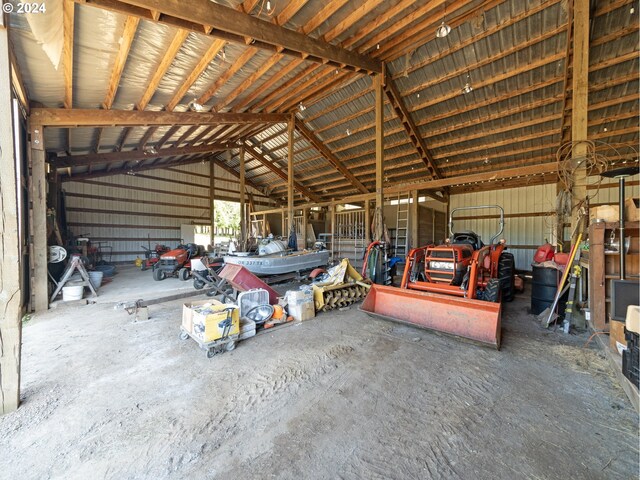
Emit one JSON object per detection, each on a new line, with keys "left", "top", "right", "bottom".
{"left": 383, "top": 74, "right": 441, "bottom": 180}
{"left": 81, "top": 0, "right": 382, "bottom": 73}
{"left": 103, "top": 15, "right": 139, "bottom": 110}
{"left": 243, "top": 139, "right": 321, "bottom": 202}
{"left": 295, "top": 120, "right": 369, "bottom": 194}
{"left": 63, "top": 0, "right": 75, "bottom": 109}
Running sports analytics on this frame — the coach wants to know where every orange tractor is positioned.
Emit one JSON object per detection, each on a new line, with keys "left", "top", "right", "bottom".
{"left": 361, "top": 205, "right": 515, "bottom": 348}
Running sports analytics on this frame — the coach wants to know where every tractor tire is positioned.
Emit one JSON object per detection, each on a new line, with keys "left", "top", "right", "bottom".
{"left": 498, "top": 252, "right": 516, "bottom": 302}
{"left": 153, "top": 268, "right": 166, "bottom": 281}
{"left": 179, "top": 267, "right": 190, "bottom": 281}
{"left": 484, "top": 278, "right": 501, "bottom": 303}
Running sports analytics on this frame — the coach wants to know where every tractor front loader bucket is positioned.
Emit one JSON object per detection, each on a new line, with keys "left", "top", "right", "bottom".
{"left": 359, "top": 284, "right": 501, "bottom": 348}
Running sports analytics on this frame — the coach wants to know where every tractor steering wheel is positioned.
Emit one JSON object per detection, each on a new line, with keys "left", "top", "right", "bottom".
{"left": 453, "top": 234, "right": 476, "bottom": 246}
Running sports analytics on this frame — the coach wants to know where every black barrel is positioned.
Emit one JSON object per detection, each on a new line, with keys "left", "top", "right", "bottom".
{"left": 531, "top": 265, "right": 567, "bottom": 316}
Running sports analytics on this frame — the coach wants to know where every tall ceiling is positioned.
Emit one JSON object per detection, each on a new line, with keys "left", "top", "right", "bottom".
{"left": 8, "top": 0, "right": 639, "bottom": 201}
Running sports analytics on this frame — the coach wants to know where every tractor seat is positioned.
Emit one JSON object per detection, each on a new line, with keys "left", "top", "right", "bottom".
{"left": 451, "top": 231, "right": 484, "bottom": 250}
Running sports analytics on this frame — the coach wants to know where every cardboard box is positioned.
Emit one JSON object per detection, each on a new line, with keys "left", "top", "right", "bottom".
{"left": 625, "top": 197, "right": 639, "bottom": 222}
{"left": 286, "top": 288, "right": 315, "bottom": 322}
{"left": 192, "top": 305, "right": 239, "bottom": 343}
{"left": 610, "top": 319, "right": 626, "bottom": 356}
{"left": 288, "top": 302, "right": 315, "bottom": 322}
{"left": 182, "top": 299, "right": 222, "bottom": 336}
{"left": 590, "top": 204, "right": 619, "bottom": 223}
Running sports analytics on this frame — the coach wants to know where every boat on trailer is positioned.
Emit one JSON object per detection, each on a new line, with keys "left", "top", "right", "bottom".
{"left": 223, "top": 249, "right": 330, "bottom": 276}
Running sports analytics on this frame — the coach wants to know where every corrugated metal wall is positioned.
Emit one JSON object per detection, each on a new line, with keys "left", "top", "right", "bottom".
{"left": 450, "top": 184, "right": 558, "bottom": 271}
{"left": 450, "top": 180, "right": 640, "bottom": 271}
{"left": 63, "top": 163, "right": 271, "bottom": 262}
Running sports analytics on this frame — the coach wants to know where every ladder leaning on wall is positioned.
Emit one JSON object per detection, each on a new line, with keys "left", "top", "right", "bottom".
{"left": 394, "top": 193, "right": 410, "bottom": 257}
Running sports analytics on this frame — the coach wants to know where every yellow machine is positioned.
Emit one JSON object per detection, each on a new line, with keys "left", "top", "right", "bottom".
{"left": 312, "top": 258, "right": 371, "bottom": 311}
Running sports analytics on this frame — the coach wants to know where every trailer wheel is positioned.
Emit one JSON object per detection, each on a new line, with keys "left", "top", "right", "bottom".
{"left": 153, "top": 268, "right": 166, "bottom": 281}
{"left": 179, "top": 268, "right": 190, "bottom": 281}
{"left": 225, "top": 341, "right": 236, "bottom": 352}
{"left": 498, "top": 252, "right": 515, "bottom": 302}
{"left": 206, "top": 348, "right": 216, "bottom": 358}
{"left": 484, "top": 278, "right": 500, "bottom": 302}
{"left": 179, "top": 330, "right": 189, "bottom": 341}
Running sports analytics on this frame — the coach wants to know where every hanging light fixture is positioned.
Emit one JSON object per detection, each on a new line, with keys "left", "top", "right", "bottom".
{"left": 461, "top": 73, "right": 473, "bottom": 94}
{"left": 188, "top": 99, "right": 205, "bottom": 112}
{"left": 436, "top": 2, "right": 451, "bottom": 38}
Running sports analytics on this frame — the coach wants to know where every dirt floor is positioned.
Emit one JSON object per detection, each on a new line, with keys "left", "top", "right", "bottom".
{"left": 1, "top": 269, "right": 638, "bottom": 479}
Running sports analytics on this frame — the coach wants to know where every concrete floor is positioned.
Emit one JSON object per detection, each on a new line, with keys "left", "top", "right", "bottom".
{"left": 1, "top": 269, "right": 638, "bottom": 479}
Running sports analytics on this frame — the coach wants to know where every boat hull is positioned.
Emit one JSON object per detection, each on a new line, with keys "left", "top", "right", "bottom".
{"left": 223, "top": 250, "right": 330, "bottom": 276}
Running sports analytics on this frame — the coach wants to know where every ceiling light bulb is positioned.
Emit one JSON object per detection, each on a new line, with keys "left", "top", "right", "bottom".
{"left": 462, "top": 83, "right": 473, "bottom": 94}
{"left": 603, "top": 127, "right": 608, "bottom": 132}
{"left": 631, "top": 7, "right": 635, "bottom": 14}
{"left": 346, "top": 129, "right": 351, "bottom": 136}
{"left": 298, "top": 102, "right": 306, "bottom": 111}
{"left": 436, "top": 22, "right": 451, "bottom": 38}
{"left": 188, "top": 99, "right": 204, "bottom": 112}
{"left": 266, "top": 0, "right": 271, "bottom": 12}
{"left": 376, "top": 43, "right": 380, "bottom": 50}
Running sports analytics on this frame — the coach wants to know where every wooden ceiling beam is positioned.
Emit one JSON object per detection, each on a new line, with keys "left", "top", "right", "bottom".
{"left": 383, "top": 72, "right": 441, "bottom": 180}
{"left": 102, "top": 15, "right": 139, "bottom": 110}
{"left": 165, "top": 39, "right": 226, "bottom": 112}
{"left": 63, "top": 0, "right": 75, "bottom": 109}
{"left": 137, "top": 29, "right": 189, "bottom": 111}
{"left": 84, "top": 0, "right": 381, "bottom": 73}
{"left": 60, "top": 155, "right": 210, "bottom": 182}
{"left": 30, "top": 108, "right": 289, "bottom": 127}
{"left": 244, "top": 140, "right": 321, "bottom": 202}
{"left": 51, "top": 142, "right": 231, "bottom": 167}
{"left": 296, "top": 120, "right": 368, "bottom": 194}
{"left": 197, "top": 47, "right": 258, "bottom": 106}
{"left": 8, "top": 41, "right": 29, "bottom": 112}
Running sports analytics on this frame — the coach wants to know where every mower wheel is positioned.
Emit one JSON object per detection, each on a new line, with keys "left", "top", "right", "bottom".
{"left": 484, "top": 278, "right": 500, "bottom": 302}
{"left": 498, "top": 252, "right": 515, "bottom": 302}
{"left": 153, "top": 268, "right": 166, "bottom": 281}
{"left": 179, "top": 268, "right": 190, "bottom": 281}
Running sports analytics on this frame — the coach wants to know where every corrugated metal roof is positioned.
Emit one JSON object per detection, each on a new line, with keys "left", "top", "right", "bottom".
{"left": 8, "top": 0, "right": 638, "bottom": 197}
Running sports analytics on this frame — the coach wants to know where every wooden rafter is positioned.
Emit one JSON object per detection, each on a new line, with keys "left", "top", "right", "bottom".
{"left": 383, "top": 73, "right": 441, "bottom": 180}
{"left": 137, "top": 29, "right": 189, "bottom": 111}
{"left": 30, "top": 108, "right": 289, "bottom": 127}
{"left": 295, "top": 120, "right": 368, "bottom": 194}
{"left": 80, "top": 0, "right": 381, "bottom": 73}
{"left": 165, "top": 39, "right": 226, "bottom": 111}
{"left": 103, "top": 15, "right": 139, "bottom": 109}
{"left": 51, "top": 142, "right": 231, "bottom": 167}
{"left": 63, "top": 0, "right": 75, "bottom": 109}
{"left": 244, "top": 140, "right": 321, "bottom": 202}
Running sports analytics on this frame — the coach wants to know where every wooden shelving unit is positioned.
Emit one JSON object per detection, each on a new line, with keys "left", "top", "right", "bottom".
{"left": 587, "top": 221, "right": 639, "bottom": 331}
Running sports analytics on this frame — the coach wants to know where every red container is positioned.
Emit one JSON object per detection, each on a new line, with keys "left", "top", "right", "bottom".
{"left": 218, "top": 264, "right": 279, "bottom": 305}
{"left": 554, "top": 252, "right": 570, "bottom": 266}
{"left": 533, "top": 243, "right": 555, "bottom": 263}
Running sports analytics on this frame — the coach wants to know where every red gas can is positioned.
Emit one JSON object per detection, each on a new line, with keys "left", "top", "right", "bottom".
{"left": 533, "top": 243, "right": 555, "bottom": 263}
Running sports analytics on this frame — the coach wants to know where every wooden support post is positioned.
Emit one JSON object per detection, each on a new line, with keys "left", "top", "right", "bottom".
{"left": 364, "top": 200, "right": 371, "bottom": 245}
{"left": 571, "top": 0, "right": 589, "bottom": 234}
{"left": 411, "top": 190, "right": 419, "bottom": 249}
{"left": 239, "top": 145, "right": 246, "bottom": 248}
{"left": 29, "top": 139, "right": 48, "bottom": 312}
{"left": 302, "top": 207, "right": 308, "bottom": 249}
{"left": 373, "top": 74, "right": 384, "bottom": 240}
{"left": 330, "top": 202, "right": 336, "bottom": 262}
{"left": 287, "top": 114, "right": 295, "bottom": 238}
{"left": 209, "top": 159, "right": 215, "bottom": 246}
{"left": 281, "top": 208, "right": 286, "bottom": 237}
{"left": 0, "top": 20, "right": 23, "bottom": 414}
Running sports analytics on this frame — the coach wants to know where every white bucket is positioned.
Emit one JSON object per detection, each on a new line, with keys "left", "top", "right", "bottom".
{"left": 62, "top": 285, "right": 84, "bottom": 301}
{"left": 89, "top": 271, "right": 104, "bottom": 289}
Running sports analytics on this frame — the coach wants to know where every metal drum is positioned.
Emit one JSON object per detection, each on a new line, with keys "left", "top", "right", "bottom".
{"left": 531, "top": 265, "right": 566, "bottom": 316}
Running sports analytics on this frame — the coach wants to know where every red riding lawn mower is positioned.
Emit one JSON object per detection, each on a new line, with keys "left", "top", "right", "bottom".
{"left": 140, "top": 244, "right": 170, "bottom": 271}
{"left": 361, "top": 205, "right": 515, "bottom": 348}
{"left": 153, "top": 243, "right": 200, "bottom": 281}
